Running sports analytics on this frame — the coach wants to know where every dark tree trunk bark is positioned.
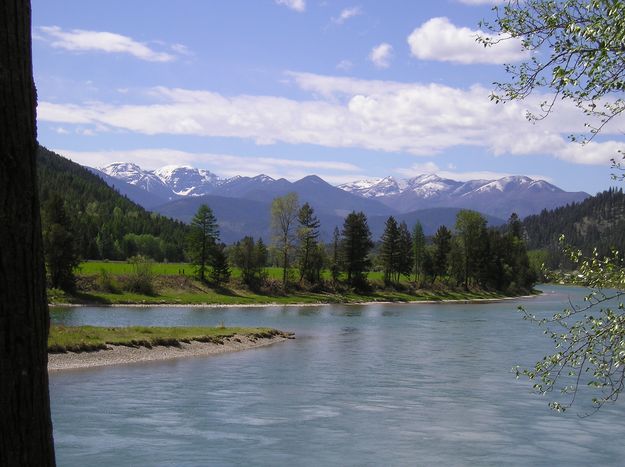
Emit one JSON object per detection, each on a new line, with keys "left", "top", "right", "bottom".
{"left": 0, "top": 0, "right": 56, "bottom": 465}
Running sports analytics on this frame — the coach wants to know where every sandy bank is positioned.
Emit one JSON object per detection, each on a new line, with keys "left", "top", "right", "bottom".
{"left": 48, "top": 334, "right": 292, "bottom": 371}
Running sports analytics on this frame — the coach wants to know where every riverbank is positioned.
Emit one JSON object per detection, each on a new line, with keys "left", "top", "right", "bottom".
{"left": 48, "top": 326, "right": 294, "bottom": 371}
{"left": 49, "top": 334, "right": 292, "bottom": 371}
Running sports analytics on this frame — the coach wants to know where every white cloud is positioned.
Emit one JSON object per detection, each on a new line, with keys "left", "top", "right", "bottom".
{"left": 37, "top": 72, "right": 624, "bottom": 167}
{"left": 38, "top": 26, "right": 181, "bottom": 62}
{"left": 407, "top": 17, "right": 528, "bottom": 64}
{"left": 275, "top": 0, "right": 306, "bottom": 12}
{"left": 55, "top": 148, "right": 362, "bottom": 182}
{"left": 369, "top": 43, "right": 393, "bottom": 69}
{"left": 336, "top": 59, "right": 353, "bottom": 71}
{"left": 332, "top": 6, "right": 363, "bottom": 24}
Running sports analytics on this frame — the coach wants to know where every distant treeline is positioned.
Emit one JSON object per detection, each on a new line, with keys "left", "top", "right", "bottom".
{"left": 522, "top": 188, "right": 625, "bottom": 268}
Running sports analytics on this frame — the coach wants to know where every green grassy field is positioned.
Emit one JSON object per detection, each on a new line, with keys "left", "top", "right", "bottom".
{"left": 48, "top": 325, "right": 286, "bottom": 353}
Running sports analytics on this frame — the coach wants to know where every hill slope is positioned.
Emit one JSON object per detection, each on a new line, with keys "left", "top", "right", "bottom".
{"left": 38, "top": 146, "right": 189, "bottom": 261}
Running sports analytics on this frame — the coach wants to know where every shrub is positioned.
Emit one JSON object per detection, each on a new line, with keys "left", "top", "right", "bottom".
{"left": 123, "top": 255, "right": 155, "bottom": 295}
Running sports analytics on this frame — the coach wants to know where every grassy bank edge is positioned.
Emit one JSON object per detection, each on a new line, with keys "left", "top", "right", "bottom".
{"left": 49, "top": 325, "right": 293, "bottom": 354}
{"left": 48, "top": 287, "right": 540, "bottom": 307}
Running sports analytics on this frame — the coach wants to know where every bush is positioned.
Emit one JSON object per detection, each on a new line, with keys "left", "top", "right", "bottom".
{"left": 122, "top": 255, "right": 155, "bottom": 295}
{"left": 97, "top": 268, "right": 120, "bottom": 293}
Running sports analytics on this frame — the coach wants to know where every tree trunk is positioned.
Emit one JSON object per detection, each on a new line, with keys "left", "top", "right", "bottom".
{"left": 0, "top": 1, "right": 56, "bottom": 465}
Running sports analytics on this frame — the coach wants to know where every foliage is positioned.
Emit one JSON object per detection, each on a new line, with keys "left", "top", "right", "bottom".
{"left": 454, "top": 210, "right": 488, "bottom": 290}
{"left": 38, "top": 146, "right": 188, "bottom": 261}
{"left": 341, "top": 211, "right": 374, "bottom": 287}
{"left": 431, "top": 225, "right": 453, "bottom": 282}
{"left": 517, "top": 239, "right": 625, "bottom": 412}
{"left": 271, "top": 193, "right": 300, "bottom": 289}
{"left": 230, "top": 236, "right": 267, "bottom": 289}
{"left": 123, "top": 255, "right": 155, "bottom": 295}
{"left": 42, "top": 194, "right": 80, "bottom": 291}
{"left": 187, "top": 204, "right": 219, "bottom": 281}
{"left": 381, "top": 216, "right": 401, "bottom": 286}
{"left": 330, "top": 226, "right": 341, "bottom": 285}
{"left": 523, "top": 188, "right": 625, "bottom": 268}
{"left": 481, "top": 0, "right": 625, "bottom": 141}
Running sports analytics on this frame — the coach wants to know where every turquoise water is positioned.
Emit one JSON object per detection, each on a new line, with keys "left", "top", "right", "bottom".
{"left": 49, "top": 286, "right": 625, "bottom": 466}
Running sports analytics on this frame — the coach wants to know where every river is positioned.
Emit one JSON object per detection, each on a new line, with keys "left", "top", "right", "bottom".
{"left": 49, "top": 285, "right": 625, "bottom": 466}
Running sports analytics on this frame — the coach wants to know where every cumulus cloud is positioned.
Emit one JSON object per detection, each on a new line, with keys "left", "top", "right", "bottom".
{"left": 56, "top": 148, "right": 362, "bottom": 183}
{"left": 369, "top": 43, "right": 393, "bottom": 68}
{"left": 37, "top": 72, "right": 624, "bottom": 167}
{"left": 336, "top": 59, "right": 353, "bottom": 71}
{"left": 275, "top": 0, "right": 306, "bottom": 12}
{"left": 407, "top": 17, "right": 528, "bottom": 64}
{"left": 37, "top": 26, "right": 181, "bottom": 62}
{"left": 332, "top": 6, "right": 363, "bottom": 24}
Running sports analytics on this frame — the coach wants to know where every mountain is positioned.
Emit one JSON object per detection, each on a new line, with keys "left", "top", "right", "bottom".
{"left": 100, "top": 162, "right": 177, "bottom": 201}
{"left": 152, "top": 165, "right": 221, "bottom": 196}
{"left": 339, "top": 174, "right": 589, "bottom": 219}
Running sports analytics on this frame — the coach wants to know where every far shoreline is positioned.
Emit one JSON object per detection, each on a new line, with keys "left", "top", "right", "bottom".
{"left": 49, "top": 292, "right": 541, "bottom": 309}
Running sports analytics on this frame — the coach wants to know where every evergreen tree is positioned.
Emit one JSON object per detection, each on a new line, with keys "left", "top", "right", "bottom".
{"left": 330, "top": 226, "right": 341, "bottom": 285}
{"left": 42, "top": 195, "right": 80, "bottom": 291}
{"left": 187, "top": 204, "right": 219, "bottom": 281}
{"left": 297, "top": 202, "right": 321, "bottom": 283}
{"left": 380, "top": 216, "right": 401, "bottom": 285}
{"left": 432, "top": 225, "right": 452, "bottom": 282}
{"left": 455, "top": 210, "right": 488, "bottom": 289}
{"left": 341, "top": 211, "right": 374, "bottom": 287}
{"left": 412, "top": 222, "right": 426, "bottom": 284}
{"left": 398, "top": 221, "right": 414, "bottom": 281}
{"left": 209, "top": 243, "right": 231, "bottom": 285}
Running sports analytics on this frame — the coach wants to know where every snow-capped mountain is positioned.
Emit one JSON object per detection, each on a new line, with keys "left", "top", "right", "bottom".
{"left": 96, "top": 161, "right": 589, "bottom": 219}
{"left": 100, "top": 163, "right": 176, "bottom": 201}
{"left": 153, "top": 165, "right": 221, "bottom": 196}
{"left": 339, "top": 174, "right": 588, "bottom": 218}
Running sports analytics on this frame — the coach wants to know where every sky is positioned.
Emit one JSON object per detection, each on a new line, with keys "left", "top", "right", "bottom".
{"left": 32, "top": 0, "right": 623, "bottom": 194}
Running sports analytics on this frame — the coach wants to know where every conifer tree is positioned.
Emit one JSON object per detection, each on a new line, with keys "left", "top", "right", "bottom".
{"left": 297, "top": 202, "right": 321, "bottom": 283}
{"left": 412, "top": 222, "right": 426, "bottom": 284}
{"left": 341, "top": 211, "right": 374, "bottom": 287}
{"left": 432, "top": 225, "right": 452, "bottom": 282}
{"left": 398, "top": 221, "right": 414, "bottom": 281}
{"left": 330, "top": 226, "right": 341, "bottom": 285}
{"left": 188, "top": 204, "right": 219, "bottom": 281}
{"left": 381, "top": 216, "right": 401, "bottom": 285}
{"left": 42, "top": 194, "right": 80, "bottom": 291}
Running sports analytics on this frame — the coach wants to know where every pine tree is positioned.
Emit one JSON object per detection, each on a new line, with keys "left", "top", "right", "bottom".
{"left": 330, "top": 226, "right": 341, "bottom": 285}
{"left": 209, "top": 243, "right": 230, "bottom": 285}
{"left": 188, "top": 204, "right": 219, "bottom": 281}
{"left": 412, "top": 222, "right": 426, "bottom": 284}
{"left": 398, "top": 221, "right": 413, "bottom": 282}
{"left": 380, "top": 216, "right": 401, "bottom": 285}
{"left": 341, "top": 211, "right": 374, "bottom": 287}
{"left": 432, "top": 225, "right": 452, "bottom": 282}
{"left": 42, "top": 195, "right": 80, "bottom": 291}
{"left": 297, "top": 202, "right": 321, "bottom": 283}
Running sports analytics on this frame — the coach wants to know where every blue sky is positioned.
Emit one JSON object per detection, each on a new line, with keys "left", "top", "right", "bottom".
{"left": 32, "top": 0, "right": 622, "bottom": 194}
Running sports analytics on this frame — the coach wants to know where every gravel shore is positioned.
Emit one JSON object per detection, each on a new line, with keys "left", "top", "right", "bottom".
{"left": 48, "top": 334, "right": 291, "bottom": 371}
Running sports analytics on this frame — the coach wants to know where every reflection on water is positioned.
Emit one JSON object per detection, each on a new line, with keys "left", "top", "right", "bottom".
{"left": 50, "top": 285, "right": 625, "bottom": 466}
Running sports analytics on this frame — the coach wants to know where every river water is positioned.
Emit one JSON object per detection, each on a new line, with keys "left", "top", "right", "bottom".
{"left": 49, "top": 285, "right": 625, "bottom": 466}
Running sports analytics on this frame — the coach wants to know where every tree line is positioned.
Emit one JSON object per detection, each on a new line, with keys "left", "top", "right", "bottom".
{"left": 187, "top": 192, "right": 535, "bottom": 294}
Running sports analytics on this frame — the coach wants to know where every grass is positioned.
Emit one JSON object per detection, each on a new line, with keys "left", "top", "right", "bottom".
{"left": 48, "top": 325, "right": 288, "bottom": 353}
{"left": 65, "top": 261, "right": 533, "bottom": 306}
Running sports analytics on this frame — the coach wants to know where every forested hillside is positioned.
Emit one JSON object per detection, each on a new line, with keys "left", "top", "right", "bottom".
{"left": 37, "top": 146, "right": 188, "bottom": 261}
{"left": 522, "top": 188, "right": 625, "bottom": 267}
